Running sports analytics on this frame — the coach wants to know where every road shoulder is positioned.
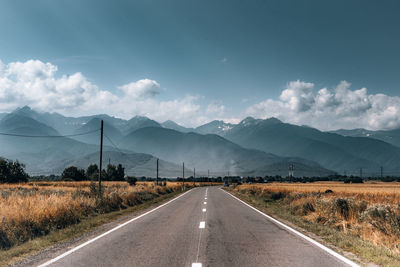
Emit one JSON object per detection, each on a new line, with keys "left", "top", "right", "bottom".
{"left": 8, "top": 189, "right": 191, "bottom": 267}
{"left": 222, "top": 187, "right": 383, "bottom": 267}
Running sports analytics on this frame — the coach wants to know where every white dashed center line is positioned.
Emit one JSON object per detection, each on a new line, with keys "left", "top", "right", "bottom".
{"left": 194, "top": 188, "right": 208, "bottom": 266}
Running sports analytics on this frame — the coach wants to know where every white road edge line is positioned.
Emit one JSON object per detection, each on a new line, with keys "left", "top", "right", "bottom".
{"left": 192, "top": 263, "right": 202, "bottom": 267}
{"left": 202, "top": 208, "right": 206, "bottom": 212}
{"left": 38, "top": 189, "right": 194, "bottom": 267}
{"left": 203, "top": 201, "right": 207, "bottom": 204}
{"left": 199, "top": 221, "right": 205, "bottom": 229}
{"left": 221, "top": 189, "right": 360, "bottom": 267}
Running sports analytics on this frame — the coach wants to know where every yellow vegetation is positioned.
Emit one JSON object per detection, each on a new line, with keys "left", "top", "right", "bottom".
{"left": 0, "top": 181, "right": 187, "bottom": 250}
{"left": 233, "top": 182, "right": 400, "bottom": 253}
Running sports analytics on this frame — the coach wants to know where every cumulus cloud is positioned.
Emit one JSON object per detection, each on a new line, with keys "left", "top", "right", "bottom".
{"left": 0, "top": 59, "right": 105, "bottom": 112}
{"left": 246, "top": 80, "right": 400, "bottom": 131}
{"left": 118, "top": 79, "right": 161, "bottom": 99}
{"left": 2, "top": 59, "right": 398, "bottom": 130}
{"left": 0, "top": 59, "right": 232, "bottom": 127}
{"left": 206, "top": 101, "right": 226, "bottom": 116}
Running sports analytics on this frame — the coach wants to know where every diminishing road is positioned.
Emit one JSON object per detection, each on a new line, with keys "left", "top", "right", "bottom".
{"left": 37, "top": 187, "right": 357, "bottom": 267}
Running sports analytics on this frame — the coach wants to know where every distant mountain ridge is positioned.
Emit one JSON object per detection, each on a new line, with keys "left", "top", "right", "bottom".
{"left": 161, "top": 120, "right": 194, "bottom": 133}
{"left": 194, "top": 120, "right": 234, "bottom": 135}
{"left": 331, "top": 128, "right": 400, "bottom": 148}
{"left": 52, "top": 151, "right": 188, "bottom": 178}
{"left": 119, "top": 127, "right": 332, "bottom": 177}
{"left": 3, "top": 106, "right": 400, "bottom": 177}
{"left": 223, "top": 117, "right": 400, "bottom": 175}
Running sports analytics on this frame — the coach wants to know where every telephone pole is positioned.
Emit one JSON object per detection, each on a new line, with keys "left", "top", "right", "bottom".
{"left": 156, "top": 158, "right": 159, "bottom": 185}
{"left": 289, "top": 164, "right": 294, "bottom": 181}
{"left": 182, "top": 162, "right": 185, "bottom": 189}
{"left": 193, "top": 168, "right": 195, "bottom": 186}
{"left": 99, "top": 120, "right": 104, "bottom": 196}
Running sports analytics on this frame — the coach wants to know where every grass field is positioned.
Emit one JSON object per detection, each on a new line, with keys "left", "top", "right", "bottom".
{"left": 228, "top": 182, "right": 400, "bottom": 266}
{"left": 0, "top": 181, "right": 195, "bottom": 252}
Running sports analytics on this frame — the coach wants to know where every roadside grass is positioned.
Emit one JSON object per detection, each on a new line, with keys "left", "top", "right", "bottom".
{"left": 225, "top": 184, "right": 400, "bottom": 267}
{"left": 0, "top": 182, "right": 193, "bottom": 266}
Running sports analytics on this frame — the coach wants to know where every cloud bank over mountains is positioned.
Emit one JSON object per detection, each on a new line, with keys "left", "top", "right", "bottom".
{"left": 246, "top": 80, "right": 400, "bottom": 131}
{"left": 0, "top": 59, "right": 225, "bottom": 126}
{"left": 0, "top": 59, "right": 399, "bottom": 130}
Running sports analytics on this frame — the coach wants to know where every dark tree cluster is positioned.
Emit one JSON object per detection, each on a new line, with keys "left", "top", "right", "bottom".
{"left": 0, "top": 158, "right": 29, "bottom": 183}
{"left": 61, "top": 163, "right": 125, "bottom": 181}
{"left": 61, "top": 166, "right": 86, "bottom": 181}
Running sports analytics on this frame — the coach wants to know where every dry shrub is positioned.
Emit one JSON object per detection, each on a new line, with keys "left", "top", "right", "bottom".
{"left": 233, "top": 182, "right": 400, "bottom": 253}
{"left": 0, "top": 181, "right": 185, "bottom": 250}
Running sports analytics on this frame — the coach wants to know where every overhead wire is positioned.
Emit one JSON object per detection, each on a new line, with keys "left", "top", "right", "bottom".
{"left": 104, "top": 134, "right": 124, "bottom": 153}
{"left": 0, "top": 128, "right": 100, "bottom": 138}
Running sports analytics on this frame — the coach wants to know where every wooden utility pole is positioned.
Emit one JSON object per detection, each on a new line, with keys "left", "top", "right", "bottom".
{"left": 156, "top": 158, "right": 159, "bottom": 185}
{"left": 99, "top": 120, "right": 104, "bottom": 196}
{"left": 193, "top": 168, "right": 195, "bottom": 186}
{"left": 182, "top": 162, "right": 185, "bottom": 189}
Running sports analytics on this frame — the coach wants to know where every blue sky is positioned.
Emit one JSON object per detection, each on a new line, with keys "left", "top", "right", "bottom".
{"left": 0, "top": 0, "right": 400, "bottom": 130}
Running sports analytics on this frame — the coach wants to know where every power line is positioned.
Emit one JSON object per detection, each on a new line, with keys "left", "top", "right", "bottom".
{"left": 0, "top": 129, "right": 100, "bottom": 138}
{"left": 104, "top": 134, "right": 123, "bottom": 153}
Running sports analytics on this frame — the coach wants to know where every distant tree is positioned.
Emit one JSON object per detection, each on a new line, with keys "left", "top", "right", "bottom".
{"left": 115, "top": 164, "right": 125, "bottom": 181}
{"left": 126, "top": 176, "right": 137, "bottom": 186}
{"left": 87, "top": 164, "right": 99, "bottom": 180}
{"left": 0, "top": 158, "right": 29, "bottom": 183}
{"left": 256, "top": 177, "right": 264, "bottom": 183}
{"left": 106, "top": 164, "right": 117, "bottom": 180}
{"left": 62, "top": 166, "right": 86, "bottom": 181}
{"left": 0, "top": 158, "right": 10, "bottom": 183}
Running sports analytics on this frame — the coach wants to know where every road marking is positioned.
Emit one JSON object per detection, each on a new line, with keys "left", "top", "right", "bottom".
{"left": 192, "top": 263, "right": 202, "bottom": 267}
{"left": 38, "top": 189, "right": 194, "bottom": 267}
{"left": 195, "top": 189, "right": 208, "bottom": 264}
{"left": 203, "top": 201, "right": 207, "bottom": 204}
{"left": 205, "top": 197, "right": 207, "bottom": 200}
{"left": 199, "top": 221, "right": 205, "bottom": 228}
{"left": 222, "top": 189, "right": 360, "bottom": 267}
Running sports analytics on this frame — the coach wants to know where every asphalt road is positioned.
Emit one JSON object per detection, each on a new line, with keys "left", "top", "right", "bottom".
{"left": 37, "top": 187, "right": 356, "bottom": 267}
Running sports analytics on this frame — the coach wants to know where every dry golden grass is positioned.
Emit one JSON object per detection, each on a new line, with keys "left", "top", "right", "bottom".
{"left": 233, "top": 182, "right": 400, "bottom": 254}
{"left": 0, "top": 181, "right": 187, "bottom": 250}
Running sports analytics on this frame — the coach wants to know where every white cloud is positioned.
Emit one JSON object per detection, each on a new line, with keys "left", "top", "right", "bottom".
{"left": 2, "top": 59, "right": 398, "bottom": 131}
{"left": 118, "top": 79, "right": 161, "bottom": 99}
{"left": 0, "top": 59, "right": 234, "bottom": 127}
{"left": 206, "top": 101, "right": 225, "bottom": 116}
{"left": 246, "top": 80, "right": 400, "bottom": 131}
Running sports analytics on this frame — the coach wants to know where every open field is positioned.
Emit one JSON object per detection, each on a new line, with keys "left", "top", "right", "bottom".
{"left": 0, "top": 181, "right": 198, "bottom": 253}
{"left": 227, "top": 182, "right": 400, "bottom": 266}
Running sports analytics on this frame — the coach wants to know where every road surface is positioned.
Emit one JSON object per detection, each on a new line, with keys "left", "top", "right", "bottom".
{"left": 36, "top": 187, "right": 357, "bottom": 267}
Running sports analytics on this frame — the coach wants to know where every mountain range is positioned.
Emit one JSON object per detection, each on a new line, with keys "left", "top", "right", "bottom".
{"left": 1, "top": 106, "right": 400, "bottom": 177}
{"left": 222, "top": 117, "right": 400, "bottom": 176}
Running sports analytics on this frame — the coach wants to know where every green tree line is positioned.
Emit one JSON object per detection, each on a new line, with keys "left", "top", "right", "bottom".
{"left": 61, "top": 163, "right": 125, "bottom": 181}
{"left": 0, "top": 158, "right": 29, "bottom": 183}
